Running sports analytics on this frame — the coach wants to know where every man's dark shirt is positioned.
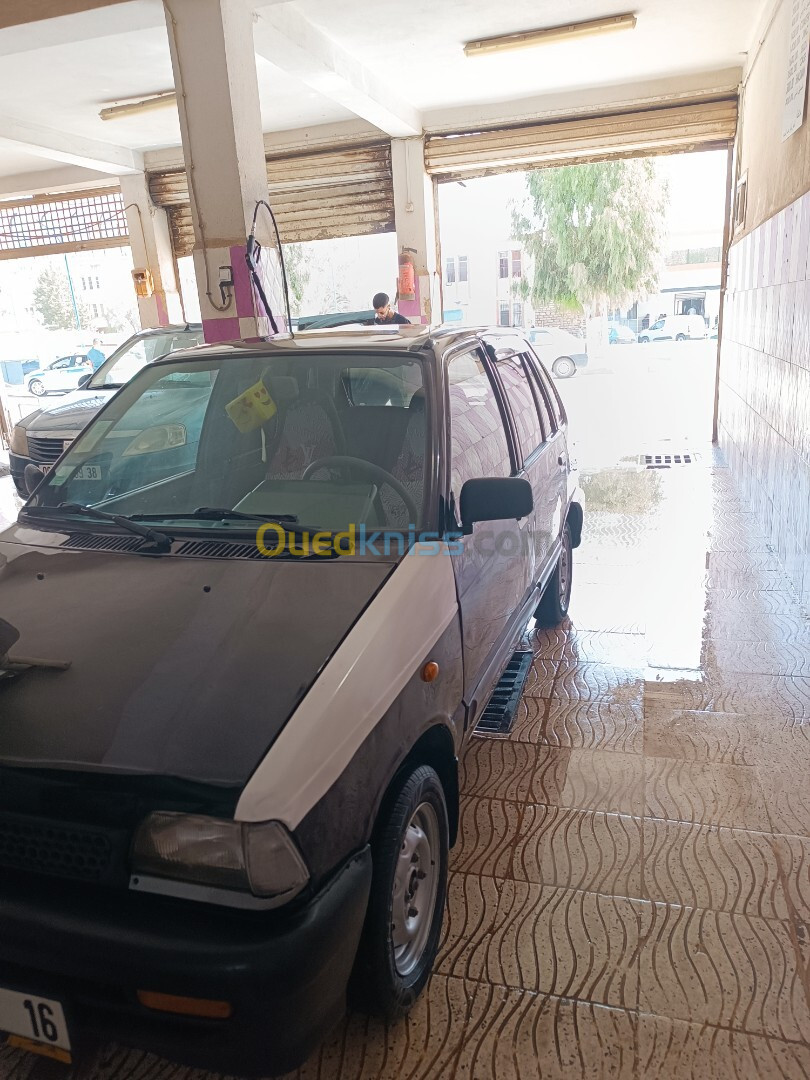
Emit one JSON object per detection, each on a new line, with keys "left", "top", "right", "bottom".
{"left": 374, "top": 312, "right": 410, "bottom": 324}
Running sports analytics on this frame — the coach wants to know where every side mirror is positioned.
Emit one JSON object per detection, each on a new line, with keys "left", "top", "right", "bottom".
{"left": 78, "top": 373, "right": 92, "bottom": 389}
{"left": 23, "top": 463, "right": 46, "bottom": 497}
{"left": 459, "top": 476, "right": 533, "bottom": 534}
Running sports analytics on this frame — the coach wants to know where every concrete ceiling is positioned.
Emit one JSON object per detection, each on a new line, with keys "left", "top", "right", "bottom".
{"left": 0, "top": 0, "right": 766, "bottom": 195}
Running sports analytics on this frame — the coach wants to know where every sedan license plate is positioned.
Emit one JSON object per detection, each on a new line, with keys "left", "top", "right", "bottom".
{"left": 0, "top": 988, "right": 70, "bottom": 1055}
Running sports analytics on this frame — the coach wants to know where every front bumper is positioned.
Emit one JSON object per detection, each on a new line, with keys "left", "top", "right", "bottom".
{"left": 0, "top": 849, "right": 372, "bottom": 1076}
{"left": 572, "top": 352, "right": 589, "bottom": 369}
{"left": 8, "top": 451, "right": 31, "bottom": 496}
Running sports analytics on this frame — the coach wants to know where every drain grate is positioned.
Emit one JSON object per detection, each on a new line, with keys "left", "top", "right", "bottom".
{"left": 640, "top": 451, "right": 700, "bottom": 469}
{"left": 474, "top": 651, "right": 533, "bottom": 737}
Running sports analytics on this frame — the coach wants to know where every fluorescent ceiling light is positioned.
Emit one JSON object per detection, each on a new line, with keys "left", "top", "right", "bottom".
{"left": 99, "top": 91, "right": 177, "bottom": 121}
{"left": 464, "top": 13, "right": 637, "bottom": 57}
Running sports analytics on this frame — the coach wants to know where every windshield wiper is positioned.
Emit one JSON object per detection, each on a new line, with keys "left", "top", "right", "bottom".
{"left": 135, "top": 507, "right": 298, "bottom": 523}
{"left": 45, "top": 503, "right": 172, "bottom": 549}
{"left": 129, "top": 508, "right": 325, "bottom": 537}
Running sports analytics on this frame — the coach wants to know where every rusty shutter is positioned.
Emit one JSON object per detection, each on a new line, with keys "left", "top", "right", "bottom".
{"left": 425, "top": 98, "right": 738, "bottom": 181}
{"left": 149, "top": 142, "right": 394, "bottom": 258}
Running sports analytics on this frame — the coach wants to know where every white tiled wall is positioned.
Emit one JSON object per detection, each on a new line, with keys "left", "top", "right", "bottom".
{"left": 719, "top": 189, "right": 810, "bottom": 613}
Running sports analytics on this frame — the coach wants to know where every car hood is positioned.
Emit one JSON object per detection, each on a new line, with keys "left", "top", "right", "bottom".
{"left": 18, "top": 390, "right": 113, "bottom": 436}
{"left": 0, "top": 526, "right": 393, "bottom": 787}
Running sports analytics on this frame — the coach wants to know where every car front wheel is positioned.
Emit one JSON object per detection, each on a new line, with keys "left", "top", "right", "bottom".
{"left": 552, "top": 356, "right": 576, "bottom": 379}
{"left": 28, "top": 379, "right": 46, "bottom": 396}
{"left": 676, "top": 333, "right": 687, "bottom": 341}
{"left": 536, "top": 522, "right": 573, "bottom": 627}
{"left": 354, "top": 764, "right": 449, "bottom": 1019}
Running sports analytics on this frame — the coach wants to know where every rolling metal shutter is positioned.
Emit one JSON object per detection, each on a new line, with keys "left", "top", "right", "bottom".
{"left": 149, "top": 141, "right": 394, "bottom": 258}
{"left": 425, "top": 98, "right": 738, "bottom": 181}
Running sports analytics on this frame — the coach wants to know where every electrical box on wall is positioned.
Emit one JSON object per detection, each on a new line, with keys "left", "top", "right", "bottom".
{"left": 131, "top": 268, "right": 154, "bottom": 298}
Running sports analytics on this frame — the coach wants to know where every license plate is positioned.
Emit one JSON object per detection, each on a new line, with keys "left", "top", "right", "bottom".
{"left": 0, "top": 988, "right": 70, "bottom": 1053}
{"left": 75, "top": 465, "right": 102, "bottom": 481}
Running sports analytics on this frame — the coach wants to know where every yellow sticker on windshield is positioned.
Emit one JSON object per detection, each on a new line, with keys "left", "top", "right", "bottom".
{"left": 225, "top": 380, "right": 277, "bottom": 433}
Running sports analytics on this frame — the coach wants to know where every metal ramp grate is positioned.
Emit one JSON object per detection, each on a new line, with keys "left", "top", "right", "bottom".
{"left": 641, "top": 451, "right": 700, "bottom": 469}
{"left": 474, "top": 651, "right": 533, "bottom": 737}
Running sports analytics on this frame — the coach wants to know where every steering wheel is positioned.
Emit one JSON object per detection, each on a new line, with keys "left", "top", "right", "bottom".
{"left": 301, "top": 455, "right": 419, "bottom": 523}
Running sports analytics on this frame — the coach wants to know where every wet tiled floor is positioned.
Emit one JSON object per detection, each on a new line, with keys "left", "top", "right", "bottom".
{"left": 2, "top": 453, "right": 810, "bottom": 1079}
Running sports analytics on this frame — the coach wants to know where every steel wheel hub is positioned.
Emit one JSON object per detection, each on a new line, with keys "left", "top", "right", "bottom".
{"left": 391, "top": 801, "right": 440, "bottom": 977}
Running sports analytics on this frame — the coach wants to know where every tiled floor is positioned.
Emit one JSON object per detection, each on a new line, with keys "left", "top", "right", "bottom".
{"left": 2, "top": 454, "right": 810, "bottom": 1079}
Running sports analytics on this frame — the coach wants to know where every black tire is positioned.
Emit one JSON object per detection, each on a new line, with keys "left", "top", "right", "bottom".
{"left": 552, "top": 356, "right": 576, "bottom": 379}
{"left": 638, "top": 335, "right": 649, "bottom": 344}
{"left": 354, "top": 764, "right": 449, "bottom": 1019}
{"left": 28, "top": 379, "right": 46, "bottom": 397}
{"left": 535, "top": 522, "right": 573, "bottom": 627}
{"left": 676, "top": 333, "right": 687, "bottom": 341}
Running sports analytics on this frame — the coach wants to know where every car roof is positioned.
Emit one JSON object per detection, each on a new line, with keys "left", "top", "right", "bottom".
{"left": 154, "top": 325, "right": 530, "bottom": 365}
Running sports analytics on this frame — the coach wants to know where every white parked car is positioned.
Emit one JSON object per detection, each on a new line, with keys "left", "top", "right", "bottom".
{"left": 638, "top": 314, "right": 707, "bottom": 343}
{"left": 528, "top": 327, "right": 588, "bottom": 378}
{"left": 25, "top": 354, "right": 93, "bottom": 397}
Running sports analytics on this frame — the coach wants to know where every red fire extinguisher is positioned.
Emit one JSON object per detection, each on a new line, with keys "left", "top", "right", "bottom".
{"left": 398, "top": 248, "right": 416, "bottom": 301}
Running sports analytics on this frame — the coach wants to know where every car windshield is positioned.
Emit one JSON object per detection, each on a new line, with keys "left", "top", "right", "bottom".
{"left": 30, "top": 351, "right": 428, "bottom": 536}
{"left": 87, "top": 330, "right": 202, "bottom": 390}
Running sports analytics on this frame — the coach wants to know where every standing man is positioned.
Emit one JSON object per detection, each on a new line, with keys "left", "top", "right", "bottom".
{"left": 86, "top": 339, "right": 106, "bottom": 371}
{"left": 372, "top": 293, "right": 409, "bottom": 325}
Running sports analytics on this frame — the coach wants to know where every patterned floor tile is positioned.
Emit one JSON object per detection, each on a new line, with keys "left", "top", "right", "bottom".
{"left": 638, "top": 902, "right": 810, "bottom": 1042}
{"left": 758, "top": 768, "right": 810, "bottom": 838}
{"left": 705, "top": 639, "right": 810, "bottom": 678}
{"left": 484, "top": 882, "right": 641, "bottom": 1008}
{"left": 513, "top": 806, "right": 642, "bottom": 898}
{"left": 772, "top": 834, "right": 810, "bottom": 922}
{"left": 450, "top": 797, "right": 522, "bottom": 879}
{"left": 461, "top": 742, "right": 644, "bottom": 814}
{"left": 637, "top": 1013, "right": 810, "bottom": 1079}
{"left": 284, "top": 974, "right": 477, "bottom": 1079}
{"left": 546, "top": 631, "right": 649, "bottom": 669}
{"left": 511, "top": 698, "right": 644, "bottom": 754}
{"left": 644, "top": 674, "right": 810, "bottom": 722}
{"left": 456, "top": 987, "right": 637, "bottom": 1079}
{"left": 529, "top": 662, "right": 645, "bottom": 709}
{"left": 643, "top": 709, "right": 771, "bottom": 765}
{"left": 437, "top": 873, "right": 501, "bottom": 983}
{"left": 644, "top": 757, "right": 772, "bottom": 830}
{"left": 642, "top": 819, "right": 788, "bottom": 918}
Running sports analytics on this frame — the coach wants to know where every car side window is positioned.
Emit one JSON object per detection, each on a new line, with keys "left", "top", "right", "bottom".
{"left": 447, "top": 351, "right": 512, "bottom": 496}
{"left": 527, "top": 353, "right": 565, "bottom": 430}
{"left": 493, "top": 353, "right": 544, "bottom": 460}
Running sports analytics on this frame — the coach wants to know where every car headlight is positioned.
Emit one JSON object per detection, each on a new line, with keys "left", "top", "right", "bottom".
{"left": 132, "top": 813, "right": 309, "bottom": 903}
{"left": 9, "top": 426, "right": 28, "bottom": 456}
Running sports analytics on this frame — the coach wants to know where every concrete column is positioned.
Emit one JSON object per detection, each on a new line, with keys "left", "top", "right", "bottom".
{"left": 119, "top": 172, "right": 182, "bottom": 328}
{"left": 391, "top": 138, "right": 440, "bottom": 325}
{"left": 164, "top": 0, "right": 283, "bottom": 342}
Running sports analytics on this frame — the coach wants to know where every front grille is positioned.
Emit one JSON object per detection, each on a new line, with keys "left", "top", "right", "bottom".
{"left": 0, "top": 812, "right": 117, "bottom": 883}
{"left": 27, "top": 436, "right": 67, "bottom": 463}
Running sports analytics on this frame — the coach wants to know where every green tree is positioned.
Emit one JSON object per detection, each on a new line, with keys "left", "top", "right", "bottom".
{"left": 512, "top": 159, "right": 668, "bottom": 315}
{"left": 32, "top": 264, "right": 89, "bottom": 330}
{"left": 282, "top": 243, "right": 312, "bottom": 316}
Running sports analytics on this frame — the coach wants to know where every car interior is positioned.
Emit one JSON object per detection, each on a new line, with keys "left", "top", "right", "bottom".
{"left": 49, "top": 354, "right": 430, "bottom": 535}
